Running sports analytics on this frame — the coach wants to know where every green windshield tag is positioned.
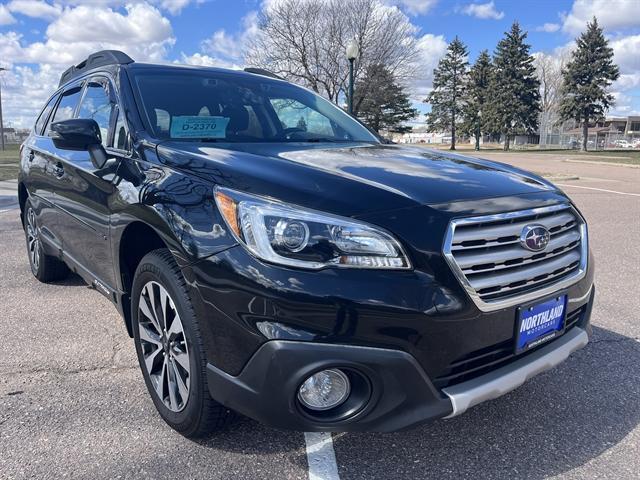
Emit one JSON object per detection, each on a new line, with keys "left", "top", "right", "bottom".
{"left": 170, "top": 116, "right": 230, "bottom": 138}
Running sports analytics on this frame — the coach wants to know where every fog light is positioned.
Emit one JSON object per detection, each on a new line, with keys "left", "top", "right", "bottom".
{"left": 298, "top": 369, "right": 350, "bottom": 411}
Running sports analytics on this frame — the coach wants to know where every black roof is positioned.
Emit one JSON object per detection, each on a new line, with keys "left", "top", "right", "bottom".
{"left": 58, "top": 49, "right": 284, "bottom": 87}
{"left": 58, "top": 50, "right": 134, "bottom": 87}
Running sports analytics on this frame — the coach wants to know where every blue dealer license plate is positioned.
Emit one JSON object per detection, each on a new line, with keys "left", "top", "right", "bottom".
{"left": 516, "top": 295, "right": 567, "bottom": 353}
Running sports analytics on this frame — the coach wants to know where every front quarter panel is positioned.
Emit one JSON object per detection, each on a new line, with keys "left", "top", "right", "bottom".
{"left": 110, "top": 145, "right": 238, "bottom": 275}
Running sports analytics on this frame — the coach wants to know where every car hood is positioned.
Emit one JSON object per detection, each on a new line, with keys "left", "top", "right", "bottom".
{"left": 156, "top": 142, "right": 557, "bottom": 216}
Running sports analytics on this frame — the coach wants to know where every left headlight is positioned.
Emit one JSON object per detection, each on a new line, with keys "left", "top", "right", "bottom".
{"left": 214, "top": 187, "right": 411, "bottom": 270}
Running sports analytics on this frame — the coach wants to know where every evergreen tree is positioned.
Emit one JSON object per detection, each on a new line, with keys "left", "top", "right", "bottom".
{"left": 559, "top": 17, "right": 619, "bottom": 151}
{"left": 354, "top": 64, "right": 417, "bottom": 133}
{"left": 487, "top": 22, "right": 540, "bottom": 150}
{"left": 424, "top": 37, "right": 469, "bottom": 150}
{"left": 461, "top": 50, "right": 493, "bottom": 151}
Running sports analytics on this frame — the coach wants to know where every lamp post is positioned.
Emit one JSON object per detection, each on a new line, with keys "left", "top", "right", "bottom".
{"left": 475, "top": 110, "right": 482, "bottom": 151}
{"left": 345, "top": 39, "right": 359, "bottom": 115}
{"left": 0, "top": 67, "right": 5, "bottom": 151}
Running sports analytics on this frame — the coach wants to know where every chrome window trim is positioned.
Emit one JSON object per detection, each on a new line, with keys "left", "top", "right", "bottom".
{"left": 442, "top": 203, "right": 588, "bottom": 312}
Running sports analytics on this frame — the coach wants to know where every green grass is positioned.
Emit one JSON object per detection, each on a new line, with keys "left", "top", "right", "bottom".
{"left": 0, "top": 145, "right": 21, "bottom": 181}
{"left": 0, "top": 166, "right": 20, "bottom": 181}
{"left": 417, "top": 143, "right": 640, "bottom": 164}
{"left": 0, "top": 144, "right": 20, "bottom": 164}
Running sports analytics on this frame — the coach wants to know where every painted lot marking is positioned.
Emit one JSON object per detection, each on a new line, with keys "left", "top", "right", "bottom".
{"left": 556, "top": 184, "right": 640, "bottom": 197}
{"left": 305, "top": 432, "right": 340, "bottom": 480}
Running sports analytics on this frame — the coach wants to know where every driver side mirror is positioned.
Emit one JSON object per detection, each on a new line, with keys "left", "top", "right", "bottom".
{"left": 49, "top": 119, "right": 109, "bottom": 169}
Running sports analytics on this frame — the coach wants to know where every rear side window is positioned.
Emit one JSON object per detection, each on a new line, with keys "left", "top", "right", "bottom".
{"left": 48, "top": 84, "right": 83, "bottom": 132}
{"left": 77, "top": 79, "right": 114, "bottom": 147}
{"left": 34, "top": 94, "right": 59, "bottom": 135}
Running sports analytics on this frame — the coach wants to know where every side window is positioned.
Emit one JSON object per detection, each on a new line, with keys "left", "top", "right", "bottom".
{"left": 270, "top": 99, "right": 334, "bottom": 137}
{"left": 47, "top": 84, "right": 83, "bottom": 132}
{"left": 77, "top": 79, "right": 114, "bottom": 147}
{"left": 34, "top": 94, "right": 59, "bottom": 135}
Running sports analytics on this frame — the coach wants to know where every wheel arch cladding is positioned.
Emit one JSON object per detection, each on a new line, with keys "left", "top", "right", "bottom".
{"left": 117, "top": 221, "right": 169, "bottom": 336}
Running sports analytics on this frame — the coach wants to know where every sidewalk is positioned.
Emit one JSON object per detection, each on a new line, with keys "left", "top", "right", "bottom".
{"left": 0, "top": 180, "right": 18, "bottom": 211}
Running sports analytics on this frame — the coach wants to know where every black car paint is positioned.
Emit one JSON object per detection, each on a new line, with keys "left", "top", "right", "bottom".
{"left": 19, "top": 62, "right": 594, "bottom": 431}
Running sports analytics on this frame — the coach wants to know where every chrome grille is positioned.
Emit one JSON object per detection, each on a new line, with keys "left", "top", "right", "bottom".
{"left": 443, "top": 204, "right": 588, "bottom": 312}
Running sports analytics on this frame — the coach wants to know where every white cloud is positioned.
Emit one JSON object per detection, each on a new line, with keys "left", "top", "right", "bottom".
{"left": 0, "top": 4, "right": 17, "bottom": 25}
{"left": 611, "top": 34, "right": 640, "bottom": 76}
{"left": 410, "top": 33, "right": 448, "bottom": 101}
{"left": 460, "top": 1, "right": 504, "bottom": 20}
{"left": 562, "top": 0, "right": 640, "bottom": 35}
{"left": 159, "top": 0, "right": 192, "bottom": 15}
{"left": 179, "top": 52, "right": 242, "bottom": 70}
{"left": 0, "top": 3, "right": 175, "bottom": 128}
{"left": 389, "top": 0, "right": 438, "bottom": 15}
{"left": 536, "top": 22, "right": 560, "bottom": 33}
{"left": 197, "top": 11, "right": 258, "bottom": 67}
{"left": 7, "top": 0, "right": 62, "bottom": 20}
{"left": 44, "top": 3, "right": 173, "bottom": 57}
{"left": 609, "top": 91, "right": 637, "bottom": 116}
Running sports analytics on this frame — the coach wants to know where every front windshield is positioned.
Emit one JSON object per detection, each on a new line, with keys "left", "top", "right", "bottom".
{"left": 132, "top": 69, "right": 379, "bottom": 143}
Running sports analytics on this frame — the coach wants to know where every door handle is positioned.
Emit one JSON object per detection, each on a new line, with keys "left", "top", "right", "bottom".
{"left": 53, "top": 163, "right": 65, "bottom": 178}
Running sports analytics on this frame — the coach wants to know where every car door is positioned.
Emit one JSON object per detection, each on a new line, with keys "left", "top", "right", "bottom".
{"left": 53, "top": 76, "right": 125, "bottom": 290}
{"left": 26, "top": 86, "right": 84, "bottom": 251}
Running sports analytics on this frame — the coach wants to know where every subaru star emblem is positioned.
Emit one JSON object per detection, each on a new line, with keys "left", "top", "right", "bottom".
{"left": 520, "top": 224, "right": 550, "bottom": 252}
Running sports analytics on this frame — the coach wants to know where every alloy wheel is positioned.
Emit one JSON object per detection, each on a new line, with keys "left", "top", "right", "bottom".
{"left": 138, "top": 281, "right": 191, "bottom": 412}
{"left": 26, "top": 208, "right": 40, "bottom": 271}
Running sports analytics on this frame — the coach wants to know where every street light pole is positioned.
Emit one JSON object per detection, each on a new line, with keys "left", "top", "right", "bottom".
{"left": 345, "top": 39, "right": 359, "bottom": 115}
{"left": 475, "top": 110, "right": 482, "bottom": 151}
{"left": 348, "top": 58, "right": 354, "bottom": 114}
{"left": 0, "top": 67, "right": 5, "bottom": 152}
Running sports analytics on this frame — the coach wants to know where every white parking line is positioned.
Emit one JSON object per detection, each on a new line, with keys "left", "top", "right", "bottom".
{"left": 555, "top": 184, "right": 640, "bottom": 197}
{"left": 304, "top": 432, "right": 340, "bottom": 480}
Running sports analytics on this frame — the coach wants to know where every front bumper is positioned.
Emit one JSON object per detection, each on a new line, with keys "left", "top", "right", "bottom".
{"left": 206, "top": 287, "right": 594, "bottom": 432}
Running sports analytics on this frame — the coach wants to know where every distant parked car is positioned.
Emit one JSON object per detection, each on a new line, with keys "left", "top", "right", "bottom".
{"left": 614, "top": 139, "right": 633, "bottom": 149}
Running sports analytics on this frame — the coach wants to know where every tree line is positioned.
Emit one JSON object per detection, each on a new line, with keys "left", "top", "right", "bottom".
{"left": 247, "top": 0, "right": 620, "bottom": 152}
{"left": 427, "top": 18, "right": 619, "bottom": 151}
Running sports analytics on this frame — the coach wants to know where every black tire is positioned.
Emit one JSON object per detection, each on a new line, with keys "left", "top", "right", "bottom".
{"left": 24, "top": 199, "right": 69, "bottom": 283}
{"left": 131, "top": 248, "right": 235, "bottom": 438}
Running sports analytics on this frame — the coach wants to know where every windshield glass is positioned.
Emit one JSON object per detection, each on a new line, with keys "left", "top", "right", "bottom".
{"left": 132, "top": 69, "right": 379, "bottom": 143}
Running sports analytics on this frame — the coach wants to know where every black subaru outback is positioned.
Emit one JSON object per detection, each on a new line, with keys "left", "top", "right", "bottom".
{"left": 19, "top": 50, "right": 594, "bottom": 437}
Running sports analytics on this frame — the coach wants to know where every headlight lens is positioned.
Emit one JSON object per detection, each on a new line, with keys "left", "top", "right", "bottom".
{"left": 214, "top": 187, "right": 411, "bottom": 270}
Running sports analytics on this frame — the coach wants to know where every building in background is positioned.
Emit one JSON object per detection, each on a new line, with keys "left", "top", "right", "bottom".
{"left": 395, "top": 115, "right": 640, "bottom": 149}
{"left": 539, "top": 115, "right": 640, "bottom": 149}
{"left": 1, "top": 127, "right": 30, "bottom": 145}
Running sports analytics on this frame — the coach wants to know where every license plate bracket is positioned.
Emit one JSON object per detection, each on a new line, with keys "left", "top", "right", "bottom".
{"left": 515, "top": 295, "right": 567, "bottom": 354}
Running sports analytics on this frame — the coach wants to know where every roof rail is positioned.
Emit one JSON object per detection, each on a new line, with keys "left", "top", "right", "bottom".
{"left": 243, "top": 67, "right": 283, "bottom": 80}
{"left": 59, "top": 50, "right": 134, "bottom": 87}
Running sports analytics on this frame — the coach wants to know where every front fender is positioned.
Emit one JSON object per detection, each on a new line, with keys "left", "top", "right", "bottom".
{"left": 111, "top": 152, "right": 238, "bottom": 268}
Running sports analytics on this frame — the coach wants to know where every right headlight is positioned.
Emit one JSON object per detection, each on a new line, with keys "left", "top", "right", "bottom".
{"left": 214, "top": 187, "right": 411, "bottom": 270}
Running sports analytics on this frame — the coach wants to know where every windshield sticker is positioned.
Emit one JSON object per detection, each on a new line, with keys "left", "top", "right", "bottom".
{"left": 170, "top": 116, "right": 230, "bottom": 139}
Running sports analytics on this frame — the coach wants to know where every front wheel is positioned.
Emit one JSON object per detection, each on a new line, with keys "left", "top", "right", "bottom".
{"left": 131, "top": 249, "right": 235, "bottom": 437}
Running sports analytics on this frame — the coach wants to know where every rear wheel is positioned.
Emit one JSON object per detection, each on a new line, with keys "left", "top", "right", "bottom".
{"left": 24, "top": 200, "right": 69, "bottom": 282}
{"left": 131, "top": 249, "right": 235, "bottom": 437}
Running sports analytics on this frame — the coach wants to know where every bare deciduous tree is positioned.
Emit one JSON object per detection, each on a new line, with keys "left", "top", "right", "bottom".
{"left": 245, "top": 0, "right": 419, "bottom": 108}
{"left": 534, "top": 52, "right": 566, "bottom": 116}
{"left": 534, "top": 51, "right": 568, "bottom": 145}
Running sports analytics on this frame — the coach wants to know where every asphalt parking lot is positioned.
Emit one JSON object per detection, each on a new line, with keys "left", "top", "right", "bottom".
{"left": 1, "top": 152, "right": 639, "bottom": 479}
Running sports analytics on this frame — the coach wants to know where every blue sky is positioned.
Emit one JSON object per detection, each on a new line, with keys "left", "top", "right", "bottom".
{"left": 1, "top": 0, "right": 639, "bottom": 128}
